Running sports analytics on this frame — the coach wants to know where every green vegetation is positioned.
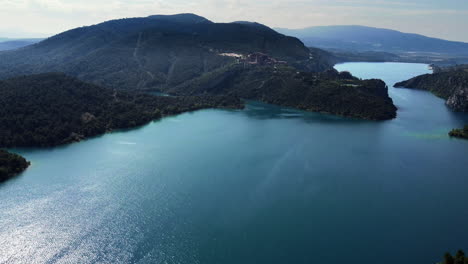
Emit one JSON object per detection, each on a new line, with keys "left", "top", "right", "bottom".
{"left": 0, "top": 14, "right": 329, "bottom": 91}
{"left": 0, "top": 73, "right": 242, "bottom": 148}
{"left": 449, "top": 125, "right": 468, "bottom": 139}
{"left": 440, "top": 250, "right": 468, "bottom": 264}
{"left": 0, "top": 14, "right": 399, "bottom": 127}
{"left": 169, "top": 64, "right": 397, "bottom": 120}
{"left": 0, "top": 150, "right": 30, "bottom": 182}
{"left": 395, "top": 70, "right": 468, "bottom": 112}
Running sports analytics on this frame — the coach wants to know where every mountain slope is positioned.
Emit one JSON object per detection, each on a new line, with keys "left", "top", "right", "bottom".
{"left": 275, "top": 25, "right": 468, "bottom": 55}
{"left": 395, "top": 67, "right": 468, "bottom": 112}
{"left": 0, "top": 14, "right": 325, "bottom": 90}
{"left": 0, "top": 73, "right": 242, "bottom": 148}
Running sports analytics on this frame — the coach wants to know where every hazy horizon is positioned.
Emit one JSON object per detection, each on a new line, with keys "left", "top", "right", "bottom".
{"left": 1, "top": 0, "right": 467, "bottom": 42}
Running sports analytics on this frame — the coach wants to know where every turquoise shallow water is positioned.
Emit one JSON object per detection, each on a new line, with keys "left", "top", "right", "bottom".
{"left": 1, "top": 62, "right": 467, "bottom": 264}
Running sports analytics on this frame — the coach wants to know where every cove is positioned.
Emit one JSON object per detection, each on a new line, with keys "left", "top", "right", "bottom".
{"left": 1, "top": 62, "right": 467, "bottom": 264}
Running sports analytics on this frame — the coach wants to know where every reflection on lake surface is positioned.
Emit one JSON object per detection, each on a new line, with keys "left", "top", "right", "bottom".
{"left": 1, "top": 62, "right": 467, "bottom": 264}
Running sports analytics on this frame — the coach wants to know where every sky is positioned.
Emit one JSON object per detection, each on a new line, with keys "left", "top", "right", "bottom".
{"left": 1, "top": 0, "right": 468, "bottom": 42}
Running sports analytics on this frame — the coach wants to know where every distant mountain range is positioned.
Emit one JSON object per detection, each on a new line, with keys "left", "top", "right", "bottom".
{"left": 275, "top": 25, "right": 468, "bottom": 56}
{"left": 0, "top": 38, "right": 44, "bottom": 51}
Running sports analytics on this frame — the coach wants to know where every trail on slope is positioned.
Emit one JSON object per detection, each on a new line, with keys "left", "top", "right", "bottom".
{"left": 133, "top": 32, "right": 155, "bottom": 88}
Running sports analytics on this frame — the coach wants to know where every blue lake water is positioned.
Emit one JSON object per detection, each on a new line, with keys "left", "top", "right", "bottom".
{"left": 1, "top": 62, "right": 467, "bottom": 264}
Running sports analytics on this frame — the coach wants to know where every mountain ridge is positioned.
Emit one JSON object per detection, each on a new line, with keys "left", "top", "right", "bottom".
{"left": 0, "top": 14, "right": 324, "bottom": 91}
{"left": 275, "top": 25, "right": 468, "bottom": 55}
{"left": 0, "top": 38, "right": 44, "bottom": 51}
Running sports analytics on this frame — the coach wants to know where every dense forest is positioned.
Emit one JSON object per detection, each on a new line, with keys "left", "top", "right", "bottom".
{"left": 0, "top": 150, "right": 30, "bottom": 182}
{"left": 440, "top": 250, "right": 468, "bottom": 264}
{"left": 0, "top": 14, "right": 330, "bottom": 91}
{"left": 395, "top": 69, "right": 468, "bottom": 112}
{"left": 449, "top": 125, "right": 468, "bottom": 139}
{"left": 0, "top": 73, "right": 242, "bottom": 148}
{"left": 0, "top": 13, "right": 400, "bottom": 122}
{"left": 170, "top": 64, "right": 397, "bottom": 120}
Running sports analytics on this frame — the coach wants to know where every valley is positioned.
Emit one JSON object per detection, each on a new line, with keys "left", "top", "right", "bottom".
{"left": 0, "top": 10, "right": 467, "bottom": 264}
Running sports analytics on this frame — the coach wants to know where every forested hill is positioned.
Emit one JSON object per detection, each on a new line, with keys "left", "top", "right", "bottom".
{"left": 0, "top": 14, "right": 329, "bottom": 91}
{"left": 0, "top": 73, "right": 242, "bottom": 148}
{"left": 395, "top": 68, "right": 468, "bottom": 112}
{"left": 169, "top": 65, "right": 397, "bottom": 120}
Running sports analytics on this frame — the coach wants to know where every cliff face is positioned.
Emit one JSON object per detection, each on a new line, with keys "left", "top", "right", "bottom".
{"left": 395, "top": 70, "right": 468, "bottom": 112}
{"left": 447, "top": 86, "right": 468, "bottom": 111}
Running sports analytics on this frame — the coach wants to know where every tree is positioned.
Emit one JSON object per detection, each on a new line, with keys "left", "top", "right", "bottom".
{"left": 445, "top": 252, "right": 455, "bottom": 264}
{"left": 455, "top": 250, "right": 466, "bottom": 264}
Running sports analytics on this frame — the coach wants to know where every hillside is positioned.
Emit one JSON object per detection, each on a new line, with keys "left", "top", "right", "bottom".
{"left": 0, "top": 38, "right": 43, "bottom": 51}
{"left": 169, "top": 64, "right": 397, "bottom": 120}
{"left": 0, "top": 73, "right": 242, "bottom": 148}
{"left": 0, "top": 14, "right": 328, "bottom": 91}
{"left": 395, "top": 68, "right": 468, "bottom": 112}
{"left": 0, "top": 150, "right": 30, "bottom": 182}
{"left": 276, "top": 25, "right": 468, "bottom": 56}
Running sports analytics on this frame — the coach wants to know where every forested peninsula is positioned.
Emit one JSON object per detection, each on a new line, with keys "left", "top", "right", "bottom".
{"left": 0, "top": 73, "right": 242, "bottom": 148}
{"left": 170, "top": 64, "right": 397, "bottom": 120}
{"left": 0, "top": 150, "right": 30, "bottom": 182}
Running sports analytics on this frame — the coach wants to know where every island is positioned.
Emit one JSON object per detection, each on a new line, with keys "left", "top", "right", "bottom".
{"left": 0, "top": 150, "right": 30, "bottom": 182}
{"left": 449, "top": 125, "right": 468, "bottom": 139}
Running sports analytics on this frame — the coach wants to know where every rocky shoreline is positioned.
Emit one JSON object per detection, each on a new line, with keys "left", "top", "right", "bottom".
{"left": 395, "top": 69, "right": 468, "bottom": 112}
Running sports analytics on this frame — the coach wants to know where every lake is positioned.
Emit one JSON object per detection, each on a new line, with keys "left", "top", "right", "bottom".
{"left": 1, "top": 62, "right": 467, "bottom": 264}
